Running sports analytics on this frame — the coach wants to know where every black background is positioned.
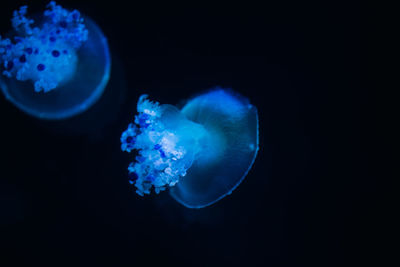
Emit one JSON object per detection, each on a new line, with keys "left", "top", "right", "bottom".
{"left": 0, "top": 1, "right": 369, "bottom": 266}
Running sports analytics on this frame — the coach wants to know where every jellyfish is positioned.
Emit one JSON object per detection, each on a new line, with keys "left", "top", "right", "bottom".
{"left": 120, "top": 88, "right": 259, "bottom": 208}
{"left": 0, "top": 2, "right": 110, "bottom": 119}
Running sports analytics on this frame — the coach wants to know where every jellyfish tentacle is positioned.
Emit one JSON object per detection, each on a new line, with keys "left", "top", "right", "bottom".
{"left": 121, "top": 95, "right": 207, "bottom": 196}
{"left": 0, "top": 1, "right": 88, "bottom": 93}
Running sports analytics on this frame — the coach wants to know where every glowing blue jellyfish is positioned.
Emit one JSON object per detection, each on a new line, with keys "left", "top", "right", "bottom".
{"left": 0, "top": 2, "right": 110, "bottom": 119}
{"left": 121, "top": 88, "right": 259, "bottom": 208}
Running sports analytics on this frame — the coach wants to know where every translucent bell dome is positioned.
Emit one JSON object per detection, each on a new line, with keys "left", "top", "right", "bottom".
{"left": 170, "top": 89, "right": 259, "bottom": 208}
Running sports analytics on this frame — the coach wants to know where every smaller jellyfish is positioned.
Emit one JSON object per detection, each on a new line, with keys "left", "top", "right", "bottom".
{"left": 121, "top": 88, "right": 259, "bottom": 208}
{"left": 0, "top": 2, "right": 111, "bottom": 119}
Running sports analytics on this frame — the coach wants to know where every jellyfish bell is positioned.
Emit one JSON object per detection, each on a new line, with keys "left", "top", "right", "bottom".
{"left": 0, "top": 2, "right": 110, "bottom": 120}
{"left": 170, "top": 89, "right": 259, "bottom": 208}
{"left": 121, "top": 88, "right": 259, "bottom": 208}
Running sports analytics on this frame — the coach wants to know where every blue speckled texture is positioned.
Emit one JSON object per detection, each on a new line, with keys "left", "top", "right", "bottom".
{"left": 121, "top": 95, "right": 206, "bottom": 196}
{"left": 0, "top": 2, "right": 88, "bottom": 92}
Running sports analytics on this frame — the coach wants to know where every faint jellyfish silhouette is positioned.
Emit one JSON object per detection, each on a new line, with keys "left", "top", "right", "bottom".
{"left": 0, "top": 1, "right": 110, "bottom": 119}
{"left": 121, "top": 88, "right": 259, "bottom": 208}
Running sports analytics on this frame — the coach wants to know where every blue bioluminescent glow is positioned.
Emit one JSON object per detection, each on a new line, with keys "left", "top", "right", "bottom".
{"left": 121, "top": 88, "right": 259, "bottom": 208}
{"left": 0, "top": 2, "right": 111, "bottom": 119}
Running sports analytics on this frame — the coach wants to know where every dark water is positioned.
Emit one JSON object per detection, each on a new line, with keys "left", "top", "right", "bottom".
{"left": 1, "top": 1, "right": 370, "bottom": 266}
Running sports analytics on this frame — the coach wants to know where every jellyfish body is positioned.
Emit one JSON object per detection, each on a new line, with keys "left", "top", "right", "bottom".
{"left": 121, "top": 88, "right": 259, "bottom": 208}
{"left": 0, "top": 2, "right": 110, "bottom": 119}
